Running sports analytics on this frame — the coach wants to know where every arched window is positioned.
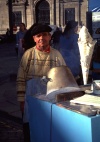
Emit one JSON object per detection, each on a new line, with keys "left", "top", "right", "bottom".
{"left": 13, "top": 11, "right": 22, "bottom": 26}
{"left": 65, "top": 8, "right": 75, "bottom": 24}
{"left": 36, "top": 0, "right": 50, "bottom": 24}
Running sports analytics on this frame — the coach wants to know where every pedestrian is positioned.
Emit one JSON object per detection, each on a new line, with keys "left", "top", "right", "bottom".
{"left": 51, "top": 27, "right": 62, "bottom": 50}
{"left": 22, "top": 23, "right": 37, "bottom": 51}
{"left": 59, "top": 20, "right": 81, "bottom": 84}
{"left": 15, "top": 23, "right": 27, "bottom": 60}
{"left": 6, "top": 28, "right": 11, "bottom": 42}
{"left": 91, "top": 42, "right": 100, "bottom": 80}
{"left": 16, "top": 23, "right": 66, "bottom": 142}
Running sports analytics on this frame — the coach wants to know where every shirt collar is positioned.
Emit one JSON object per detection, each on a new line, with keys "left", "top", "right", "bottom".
{"left": 36, "top": 46, "right": 50, "bottom": 53}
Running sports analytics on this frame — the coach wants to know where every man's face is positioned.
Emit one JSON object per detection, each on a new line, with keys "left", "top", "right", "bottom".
{"left": 33, "top": 32, "right": 51, "bottom": 50}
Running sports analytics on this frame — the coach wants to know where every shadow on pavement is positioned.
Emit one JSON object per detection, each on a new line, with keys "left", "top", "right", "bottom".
{"left": 0, "top": 110, "right": 24, "bottom": 142}
{"left": 0, "top": 42, "right": 24, "bottom": 142}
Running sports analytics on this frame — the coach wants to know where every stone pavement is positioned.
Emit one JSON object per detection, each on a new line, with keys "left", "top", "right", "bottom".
{"left": 0, "top": 41, "right": 22, "bottom": 118}
{"left": 0, "top": 41, "right": 24, "bottom": 141}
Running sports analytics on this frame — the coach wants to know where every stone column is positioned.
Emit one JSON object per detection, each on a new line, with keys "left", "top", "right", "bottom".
{"left": 56, "top": 0, "right": 60, "bottom": 26}
{"left": 75, "top": 3, "right": 80, "bottom": 23}
{"left": 23, "top": 5, "right": 26, "bottom": 24}
{"left": 50, "top": 0, "right": 55, "bottom": 25}
{"left": 0, "top": 1, "right": 9, "bottom": 34}
{"left": 26, "top": 0, "right": 34, "bottom": 28}
{"left": 60, "top": 2, "right": 64, "bottom": 27}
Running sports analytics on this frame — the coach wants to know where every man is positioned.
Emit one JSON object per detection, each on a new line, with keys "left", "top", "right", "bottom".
{"left": 16, "top": 24, "right": 66, "bottom": 142}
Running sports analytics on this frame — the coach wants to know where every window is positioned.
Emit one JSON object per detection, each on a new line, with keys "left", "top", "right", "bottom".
{"left": 36, "top": 0, "right": 50, "bottom": 24}
{"left": 65, "top": 8, "right": 75, "bottom": 24}
{"left": 13, "top": 11, "right": 22, "bottom": 26}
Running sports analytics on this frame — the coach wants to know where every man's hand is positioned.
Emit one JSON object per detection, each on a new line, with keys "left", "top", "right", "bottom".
{"left": 20, "top": 102, "right": 25, "bottom": 113}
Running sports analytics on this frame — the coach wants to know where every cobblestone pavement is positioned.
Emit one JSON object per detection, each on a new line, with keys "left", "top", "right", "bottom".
{"left": 0, "top": 111, "right": 24, "bottom": 142}
{"left": 0, "top": 42, "right": 24, "bottom": 142}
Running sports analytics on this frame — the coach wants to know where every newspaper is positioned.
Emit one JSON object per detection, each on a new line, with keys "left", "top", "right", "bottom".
{"left": 70, "top": 94, "right": 100, "bottom": 107}
{"left": 78, "top": 26, "right": 96, "bottom": 84}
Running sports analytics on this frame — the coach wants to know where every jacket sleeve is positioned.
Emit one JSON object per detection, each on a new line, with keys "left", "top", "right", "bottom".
{"left": 16, "top": 49, "right": 32, "bottom": 102}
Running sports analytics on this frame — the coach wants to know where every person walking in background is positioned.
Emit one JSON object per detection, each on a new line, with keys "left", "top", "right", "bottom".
{"left": 16, "top": 24, "right": 66, "bottom": 142}
{"left": 22, "top": 23, "right": 37, "bottom": 51}
{"left": 16, "top": 23, "right": 27, "bottom": 60}
{"left": 91, "top": 41, "right": 100, "bottom": 80}
{"left": 51, "top": 27, "right": 62, "bottom": 50}
{"left": 59, "top": 25, "right": 62, "bottom": 32}
{"left": 6, "top": 28, "right": 11, "bottom": 42}
{"left": 59, "top": 20, "right": 81, "bottom": 84}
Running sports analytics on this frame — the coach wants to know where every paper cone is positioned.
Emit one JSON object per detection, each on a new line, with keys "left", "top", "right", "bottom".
{"left": 81, "top": 58, "right": 90, "bottom": 85}
{"left": 81, "top": 67, "right": 89, "bottom": 85}
{"left": 80, "top": 46, "right": 94, "bottom": 85}
{"left": 78, "top": 26, "right": 97, "bottom": 85}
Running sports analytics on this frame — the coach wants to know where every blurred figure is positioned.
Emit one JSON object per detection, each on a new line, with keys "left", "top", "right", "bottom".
{"left": 91, "top": 41, "right": 100, "bottom": 80}
{"left": 51, "top": 27, "right": 62, "bottom": 50}
{"left": 22, "top": 23, "right": 37, "bottom": 51}
{"left": 6, "top": 28, "right": 11, "bottom": 42}
{"left": 59, "top": 20, "right": 81, "bottom": 84}
{"left": 59, "top": 25, "right": 62, "bottom": 32}
{"left": 95, "top": 27, "right": 100, "bottom": 34}
{"left": 16, "top": 23, "right": 27, "bottom": 60}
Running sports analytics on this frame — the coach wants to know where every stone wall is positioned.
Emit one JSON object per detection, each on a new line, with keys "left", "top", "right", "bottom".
{"left": 0, "top": 0, "right": 9, "bottom": 34}
{"left": 80, "top": 0, "right": 88, "bottom": 26}
{"left": 0, "top": 0, "right": 88, "bottom": 35}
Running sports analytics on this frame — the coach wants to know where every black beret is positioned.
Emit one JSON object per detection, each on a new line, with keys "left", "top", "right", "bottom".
{"left": 31, "top": 24, "right": 52, "bottom": 36}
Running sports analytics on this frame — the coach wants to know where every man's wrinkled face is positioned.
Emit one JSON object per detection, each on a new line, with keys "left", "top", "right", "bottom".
{"left": 33, "top": 32, "right": 51, "bottom": 49}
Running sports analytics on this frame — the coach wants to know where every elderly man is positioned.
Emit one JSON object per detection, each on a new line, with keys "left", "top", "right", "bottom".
{"left": 16, "top": 24, "right": 66, "bottom": 142}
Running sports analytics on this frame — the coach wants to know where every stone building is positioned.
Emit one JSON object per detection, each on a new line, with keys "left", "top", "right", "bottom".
{"left": 0, "top": 0, "right": 88, "bottom": 34}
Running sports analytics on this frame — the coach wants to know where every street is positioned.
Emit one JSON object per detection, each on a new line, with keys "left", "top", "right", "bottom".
{"left": 0, "top": 41, "right": 24, "bottom": 141}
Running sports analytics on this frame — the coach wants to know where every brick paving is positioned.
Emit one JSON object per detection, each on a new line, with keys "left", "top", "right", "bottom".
{"left": 0, "top": 42, "right": 24, "bottom": 142}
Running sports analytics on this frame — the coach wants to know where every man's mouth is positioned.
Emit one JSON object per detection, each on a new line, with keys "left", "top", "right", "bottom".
{"left": 39, "top": 42, "right": 45, "bottom": 44}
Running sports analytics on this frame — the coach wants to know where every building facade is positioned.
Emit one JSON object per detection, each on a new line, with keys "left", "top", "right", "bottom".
{"left": 0, "top": 0, "right": 88, "bottom": 34}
